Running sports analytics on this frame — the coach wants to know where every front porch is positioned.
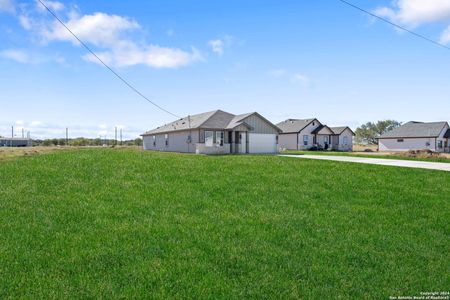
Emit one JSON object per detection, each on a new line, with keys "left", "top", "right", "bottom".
{"left": 195, "top": 129, "right": 249, "bottom": 154}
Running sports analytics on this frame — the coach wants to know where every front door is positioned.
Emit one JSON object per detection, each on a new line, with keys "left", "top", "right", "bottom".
{"left": 239, "top": 132, "right": 246, "bottom": 154}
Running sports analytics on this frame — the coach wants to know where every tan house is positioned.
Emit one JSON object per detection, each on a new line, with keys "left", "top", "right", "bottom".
{"left": 141, "top": 110, "right": 281, "bottom": 154}
{"left": 277, "top": 118, "right": 354, "bottom": 151}
{"left": 378, "top": 121, "right": 450, "bottom": 153}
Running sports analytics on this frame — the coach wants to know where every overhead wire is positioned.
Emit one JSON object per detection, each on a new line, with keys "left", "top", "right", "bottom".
{"left": 36, "top": 0, "right": 182, "bottom": 119}
{"left": 337, "top": 0, "right": 450, "bottom": 51}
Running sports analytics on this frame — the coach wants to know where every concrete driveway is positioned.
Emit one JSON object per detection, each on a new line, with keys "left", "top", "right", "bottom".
{"left": 279, "top": 154, "right": 450, "bottom": 172}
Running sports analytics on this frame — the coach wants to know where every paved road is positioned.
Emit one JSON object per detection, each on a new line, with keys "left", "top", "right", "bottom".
{"left": 279, "top": 154, "right": 450, "bottom": 172}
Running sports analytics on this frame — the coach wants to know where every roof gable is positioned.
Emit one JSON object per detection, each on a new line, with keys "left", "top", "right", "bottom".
{"left": 237, "top": 112, "right": 281, "bottom": 133}
{"left": 199, "top": 110, "right": 235, "bottom": 129}
{"left": 330, "top": 126, "right": 355, "bottom": 136}
{"left": 444, "top": 129, "right": 450, "bottom": 138}
{"left": 277, "top": 118, "right": 319, "bottom": 133}
{"left": 311, "top": 125, "right": 334, "bottom": 135}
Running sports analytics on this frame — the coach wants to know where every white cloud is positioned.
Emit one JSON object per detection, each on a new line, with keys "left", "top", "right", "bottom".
{"left": 373, "top": 0, "right": 450, "bottom": 44}
{"left": 208, "top": 39, "right": 225, "bottom": 56}
{"left": 36, "top": 0, "right": 64, "bottom": 12}
{"left": 440, "top": 25, "right": 450, "bottom": 44}
{"left": 208, "top": 35, "right": 233, "bottom": 56}
{"left": 42, "top": 12, "right": 140, "bottom": 47}
{"left": 291, "top": 73, "right": 311, "bottom": 87}
{"left": 17, "top": 5, "right": 202, "bottom": 68}
{"left": 18, "top": 14, "right": 32, "bottom": 29}
{"left": 0, "top": 121, "right": 143, "bottom": 140}
{"left": 0, "top": 0, "right": 15, "bottom": 13}
{"left": 0, "top": 49, "right": 32, "bottom": 63}
{"left": 82, "top": 44, "right": 202, "bottom": 68}
{"left": 374, "top": 0, "right": 450, "bottom": 26}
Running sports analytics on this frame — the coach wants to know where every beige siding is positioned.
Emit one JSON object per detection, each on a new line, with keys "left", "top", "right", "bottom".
{"left": 298, "top": 120, "right": 322, "bottom": 150}
{"left": 278, "top": 133, "right": 298, "bottom": 150}
{"left": 379, "top": 137, "right": 436, "bottom": 152}
{"left": 242, "top": 114, "right": 279, "bottom": 134}
{"left": 143, "top": 129, "right": 199, "bottom": 153}
{"left": 436, "top": 124, "right": 449, "bottom": 152}
{"left": 336, "top": 128, "right": 353, "bottom": 151}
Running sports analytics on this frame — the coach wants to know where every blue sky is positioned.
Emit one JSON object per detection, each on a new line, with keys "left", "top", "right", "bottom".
{"left": 1, "top": 0, "right": 450, "bottom": 139}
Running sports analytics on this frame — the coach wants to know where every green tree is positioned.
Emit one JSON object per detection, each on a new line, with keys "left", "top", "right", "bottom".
{"left": 355, "top": 120, "right": 401, "bottom": 144}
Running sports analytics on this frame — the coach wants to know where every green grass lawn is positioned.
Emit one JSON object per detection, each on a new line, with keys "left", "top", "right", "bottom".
{"left": 281, "top": 149, "right": 450, "bottom": 163}
{"left": 0, "top": 148, "right": 448, "bottom": 299}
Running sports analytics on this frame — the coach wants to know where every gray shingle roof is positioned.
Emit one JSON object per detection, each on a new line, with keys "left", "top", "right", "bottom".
{"left": 378, "top": 121, "right": 448, "bottom": 139}
{"left": 142, "top": 110, "right": 224, "bottom": 135}
{"left": 277, "top": 118, "right": 317, "bottom": 133}
{"left": 142, "top": 110, "right": 277, "bottom": 135}
{"left": 225, "top": 113, "right": 253, "bottom": 129}
{"left": 329, "top": 126, "right": 355, "bottom": 135}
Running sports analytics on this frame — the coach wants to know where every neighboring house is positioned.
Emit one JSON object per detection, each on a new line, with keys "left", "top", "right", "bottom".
{"left": 378, "top": 121, "right": 450, "bottom": 153}
{"left": 0, "top": 138, "right": 32, "bottom": 147}
{"left": 141, "top": 110, "right": 281, "bottom": 154}
{"left": 277, "top": 118, "right": 354, "bottom": 151}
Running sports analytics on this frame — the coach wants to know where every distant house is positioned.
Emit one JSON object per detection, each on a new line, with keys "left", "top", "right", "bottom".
{"left": 378, "top": 121, "right": 450, "bottom": 153}
{"left": 277, "top": 118, "right": 354, "bottom": 151}
{"left": 0, "top": 138, "right": 32, "bottom": 147}
{"left": 141, "top": 110, "right": 281, "bottom": 154}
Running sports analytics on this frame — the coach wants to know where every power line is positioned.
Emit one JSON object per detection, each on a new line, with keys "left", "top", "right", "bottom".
{"left": 36, "top": 0, "right": 181, "bottom": 119}
{"left": 337, "top": 0, "right": 450, "bottom": 51}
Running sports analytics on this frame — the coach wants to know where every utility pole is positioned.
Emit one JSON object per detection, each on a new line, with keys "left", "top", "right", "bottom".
{"left": 22, "top": 128, "right": 24, "bottom": 138}
{"left": 120, "top": 128, "right": 122, "bottom": 146}
{"left": 66, "top": 128, "right": 69, "bottom": 146}
{"left": 11, "top": 126, "right": 13, "bottom": 138}
{"left": 115, "top": 127, "right": 117, "bottom": 146}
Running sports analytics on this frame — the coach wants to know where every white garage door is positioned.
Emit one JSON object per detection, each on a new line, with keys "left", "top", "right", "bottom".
{"left": 248, "top": 133, "right": 277, "bottom": 153}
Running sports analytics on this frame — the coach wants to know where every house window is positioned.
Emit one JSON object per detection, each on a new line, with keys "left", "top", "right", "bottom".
{"left": 438, "top": 140, "right": 443, "bottom": 148}
{"left": 397, "top": 139, "right": 404, "bottom": 142}
{"left": 205, "top": 131, "right": 214, "bottom": 147}
{"left": 426, "top": 142, "right": 431, "bottom": 146}
{"left": 165, "top": 134, "right": 169, "bottom": 146}
{"left": 303, "top": 135, "right": 308, "bottom": 146}
{"left": 216, "top": 131, "right": 224, "bottom": 146}
{"left": 152, "top": 135, "right": 156, "bottom": 146}
{"left": 323, "top": 136, "right": 328, "bottom": 144}
{"left": 343, "top": 136, "right": 348, "bottom": 145}
{"left": 276, "top": 135, "right": 278, "bottom": 144}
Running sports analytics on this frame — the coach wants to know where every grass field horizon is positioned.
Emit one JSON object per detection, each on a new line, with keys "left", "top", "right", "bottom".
{"left": 0, "top": 148, "right": 448, "bottom": 298}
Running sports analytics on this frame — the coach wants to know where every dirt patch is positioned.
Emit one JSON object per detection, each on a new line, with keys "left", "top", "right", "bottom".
{"left": 0, "top": 147, "right": 67, "bottom": 160}
{"left": 353, "top": 144, "right": 378, "bottom": 152}
{"left": 399, "top": 149, "right": 446, "bottom": 159}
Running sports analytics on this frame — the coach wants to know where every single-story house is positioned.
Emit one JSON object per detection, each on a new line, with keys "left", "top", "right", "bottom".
{"left": 141, "top": 110, "right": 281, "bottom": 154}
{"left": 277, "top": 118, "right": 354, "bottom": 151}
{"left": 378, "top": 121, "right": 450, "bottom": 153}
{"left": 0, "top": 138, "right": 32, "bottom": 147}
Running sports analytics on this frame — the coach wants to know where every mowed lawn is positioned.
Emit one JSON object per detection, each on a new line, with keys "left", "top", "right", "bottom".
{"left": 0, "top": 149, "right": 448, "bottom": 299}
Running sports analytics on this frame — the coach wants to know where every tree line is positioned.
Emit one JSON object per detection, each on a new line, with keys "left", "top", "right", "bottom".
{"left": 354, "top": 120, "right": 402, "bottom": 144}
{"left": 32, "top": 138, "right": 143, "bottom": 147}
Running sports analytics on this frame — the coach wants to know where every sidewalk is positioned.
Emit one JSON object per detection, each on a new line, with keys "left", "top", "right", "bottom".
{"left": 279, "top": 154, "right": 450, "bottom": 172}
